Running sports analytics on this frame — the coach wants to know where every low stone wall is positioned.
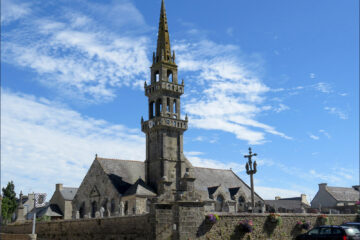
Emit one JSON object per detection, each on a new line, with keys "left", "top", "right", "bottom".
{"left": 0, "top": 233, "right": 36, "bottom": 240}
{"left": 1, "top": 215, "right": 151, "bottom": 240}
{"left": 197, "top": 213, "right": 359, "bottom": 240}
{"left": 1, "top": 213, "right": 358, "bottom": 240}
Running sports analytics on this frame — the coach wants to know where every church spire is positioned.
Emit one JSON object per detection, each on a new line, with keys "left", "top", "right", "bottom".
{"left": 156, "top": 0, "right": 173, "bottom": 63}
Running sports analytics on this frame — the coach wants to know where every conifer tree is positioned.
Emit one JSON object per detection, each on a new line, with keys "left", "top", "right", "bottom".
{"left": 1, "top": 181, "right": 17, "bottom": 223}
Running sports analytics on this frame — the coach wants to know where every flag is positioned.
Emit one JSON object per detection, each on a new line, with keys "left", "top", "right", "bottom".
{"left": 35, "top": 193, "right": 47, "bottom": 207}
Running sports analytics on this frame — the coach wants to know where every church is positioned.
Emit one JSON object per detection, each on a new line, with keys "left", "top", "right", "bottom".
{"left": 72, "top": 0, "right": 264, "bottom": 219}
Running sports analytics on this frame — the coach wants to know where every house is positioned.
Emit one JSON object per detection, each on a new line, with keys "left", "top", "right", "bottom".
{"left": 49, "top": 184, "right": 78, "bottom": 219}
{"left": 27, "top": 203, "right": 63, "bottom": 221}
{"left": 265, "top": 194, "right": 310, "bottom": 213}
{"left": 311, "top": 183, "right": 360, "bottom": 213}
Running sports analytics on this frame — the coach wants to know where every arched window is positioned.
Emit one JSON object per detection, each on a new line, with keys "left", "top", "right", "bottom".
{"left": 173, "top": 100, "right": 177, "bottom": 113}
{"left": 166, "top": 98, "right": 170, "bottom": 112}
{"left": 79, "top": 202, "right": 85, "bottom": 218}
{"left": 111, "top": 199, "right": 115, "bottom": 214}
{"left": 124, "top": 201, "right": 128, "bottom": 216}
{"left": 91, "top": 201, "right": 97, "bottom": 218}
{"left": 215, "top": 195, "right": 224, "bottom": 212}
{"left": 167, "top": 70, "right": 173, "bottom": 82}
{"left": 156, "top": 99, "right": 162, "bottom": 117}
{"left": 150, "top": 101, "right": 155, "bottom": 119}
{"left": 154, "top": 71, "right": 160, "bottom": 82}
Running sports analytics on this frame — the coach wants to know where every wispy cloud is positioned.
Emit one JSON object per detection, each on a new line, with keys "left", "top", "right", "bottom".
{"left": 1, "top": 89, "right": 145, "bottom": 195}
{"left": 1, "top": 0, "right": 31, "bottom": 24}
{"left": 308, "top": 133, "right": 320, "bottom": 140}
{"left": 313, "top": 82, "right": 332, "bottom": 94}
{"left": 2, "top": 0, "right": 150, "bottom": 103}
{"left": 319, "top": 129, "right": 331, "bottom": 139}
{"left": 324, "top": 107, "right": 348, "bottom": 120}
{"left": 174, "top": 40, "right": 291, "bottom": 144}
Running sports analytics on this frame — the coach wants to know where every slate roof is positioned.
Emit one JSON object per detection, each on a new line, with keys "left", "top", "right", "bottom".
{"left": 95, "top": 157, "right": 263, "bottom": 202}
{"left": 60, "top": 187, "right": 78, "bottom": 201}
{"left": 326, "top": 186, "right": 359, "bottom": 202}
{"left": 265, "top": 199, "right": 307, "bottom": 210}
{"left": 27, "top": 203, "right": 62, "bottom": 219}
{"left": 123, "top": 178, "right": 156, "bottom": 197}
{"left": 194, "top": 167, "right": 263, "bottom": 201}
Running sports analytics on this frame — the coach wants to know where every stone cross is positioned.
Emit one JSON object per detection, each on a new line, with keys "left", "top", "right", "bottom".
{"left": 99, "top": 207, "right": 105, "bottom": 218}
{"left": 244, "top": 147, "right": 257, "bottom": 213}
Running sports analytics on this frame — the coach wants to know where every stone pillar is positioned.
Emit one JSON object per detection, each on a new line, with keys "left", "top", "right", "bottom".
{"left": 75, "top": 211, "right": 80, "bottom": 219}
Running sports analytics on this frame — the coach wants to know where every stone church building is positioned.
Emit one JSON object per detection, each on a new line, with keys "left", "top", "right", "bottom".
{"left": 72, "top": 0, "right": 264, "bottom": 220}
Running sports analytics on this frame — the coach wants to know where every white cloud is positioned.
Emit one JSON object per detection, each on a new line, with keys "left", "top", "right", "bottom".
{"left": 186, "top": 153, "right": 244, "bottom": 173}
{"left": 314, "top": 82, "right": 332, "bottom": 94}
{"left": 1, "top": 90, "right": 145, "bottom": 196}
{"left": 319, "top": 129, "right": 331, "bottom": 139}
{"left": 324, "top": 107, "right": 348, "bottom": 120}
{"left": 274, "top": 103, "right": 289, "bottom": 113}
{"left": 174, "top": 40, "right": 290, "bottom": 144}
{"left": 308, "top": 133, "right": 319, "bottom": 140}
{"left": 309, "top": 73, "right": 316, "bottom": 79}
{"left": 1, "top": 0, "right": 31, "bottom": 24}
{"left": 2, "top": 1, "right": 150, "bottom": 103}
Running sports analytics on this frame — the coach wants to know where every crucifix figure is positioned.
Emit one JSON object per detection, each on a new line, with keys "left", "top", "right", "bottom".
{"left": 244, "top": 147, "right": 257, "bottom": 213}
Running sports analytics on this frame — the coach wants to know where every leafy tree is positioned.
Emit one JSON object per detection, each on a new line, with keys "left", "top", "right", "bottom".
{"left": 1, "top": 181, "right": 17, "bottom": 222}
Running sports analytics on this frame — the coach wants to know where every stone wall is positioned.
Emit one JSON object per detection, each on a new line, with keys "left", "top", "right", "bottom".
{"left": 2, "top": 215, "right": 151, "bottom": 240}
{"left": 197, "top": 213, "right": 359, "bottom": 240}
{"left": 2, "top": 213, "right": 358, "bottom": 240}
{"left": 0, "top": 233, "right": 36, "bottom": 240}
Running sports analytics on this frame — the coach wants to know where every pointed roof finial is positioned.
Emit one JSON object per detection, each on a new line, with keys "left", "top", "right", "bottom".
{"left": 156, "top": 0, "right": 171, "bottom": 63}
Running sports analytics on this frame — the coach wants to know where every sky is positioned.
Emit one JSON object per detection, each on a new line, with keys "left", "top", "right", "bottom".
{"left": 1, "top": 0, "right": 359, "bottom": 202}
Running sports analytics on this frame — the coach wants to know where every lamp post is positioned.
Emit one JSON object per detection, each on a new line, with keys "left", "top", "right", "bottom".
{"left": 244, "top": 147, "right": 257, "bottom": 213}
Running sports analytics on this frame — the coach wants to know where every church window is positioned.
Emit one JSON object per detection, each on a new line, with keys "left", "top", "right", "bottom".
{"left": 173, "top": 100, "right": 177, "bottom": 113}
{"left": 111, "top": 199, "right": 115, "bottom": 214}
{"left": 156, "top": 99, "right": 162, "bottom": 116}
{"left": 124, "top": 201, "right": 128, "bottom": 215}
{"left": 79, "top": 202, "right": 85, "bottom": 218}
{"left": 91, "top": 201, "right": 97, "bottom": 218}
{"left": 150, "top": 102, "right": 155, "bottom": 119}
{"left": 215, "top": 195, "right": 224, "bottom": 212}
{"left": 167, "top": 70, "right": 173, "bottom": 82}
{"left": 154, "top": 71, "right": 160, "bottom": 82}
{"left": 166, "top": 98, "right": 170, "bottom": 112}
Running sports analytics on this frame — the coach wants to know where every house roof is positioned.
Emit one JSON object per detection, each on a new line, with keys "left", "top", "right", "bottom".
{"left": 94, "top": 157, "right": 263, "bottom": 202}
{"left": 123, "top": 178, "right": 156, "bottom": 197}
{"left": 28, "top": 203, "right": 63, "bottom": 218}
{"left": 265, "top": 199, "right": 308, "bottom": 210}
{"left": 60, "top": 187, "right": 78, "bottom": 201}
{"left": 326, "top": 186, "right": 359, "bottom": 202}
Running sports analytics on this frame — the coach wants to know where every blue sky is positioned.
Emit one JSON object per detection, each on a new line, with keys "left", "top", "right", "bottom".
{"left": 1, "top": 0, "right": 359, "bottom": 201}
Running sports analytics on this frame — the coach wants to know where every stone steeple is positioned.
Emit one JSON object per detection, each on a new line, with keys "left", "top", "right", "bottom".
{"left": 155, "top": 0, "right": 174, "bottom": 63}
{"left": 141, "top": 0, "right": 194, "bottom": 201}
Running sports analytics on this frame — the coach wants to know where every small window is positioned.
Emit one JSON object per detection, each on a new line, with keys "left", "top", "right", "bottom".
{"left": 167, "top": 70, "right": 173, "bottom": 82}
{"left": 166, "top": 98, "right": 170, "bottom": 112}
{"left": 124, "top": 201, "right": 128, "bottom": 215}
{"left": 173, "top": 100, "right": 177, "bottom": 113}
{"left": 154, "top": 71, "right": 160, "bottom": 82}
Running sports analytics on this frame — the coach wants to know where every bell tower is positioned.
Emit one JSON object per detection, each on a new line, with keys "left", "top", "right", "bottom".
{"left": 141, "top": 0, "right": 193, "bottom": 199}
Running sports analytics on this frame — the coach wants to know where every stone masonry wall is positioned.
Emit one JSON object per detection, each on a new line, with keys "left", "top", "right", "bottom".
{"left": 197, "top": 213, "right": 359, "bottom": 240}
{"left": 1, "top": 213, "right": 358, "bottom": 240}
{"left": 2, "top": 215, "right": 151, "bottom": 240}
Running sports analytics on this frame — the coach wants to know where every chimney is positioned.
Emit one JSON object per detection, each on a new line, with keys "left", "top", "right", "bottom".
{"left": 56, "top": 183, "right": 63, "bottom": 192}
{"left": 275, "top": 196, "right": 281, "bottom": 200}
{"left": 301, "top": 194, "right": 309, "bottom": 205}
{"left": 319, "top": 183, "right": 327, "bottom": 190}
{"left": 352, "top": 185, "right": 360, "bottom": 191}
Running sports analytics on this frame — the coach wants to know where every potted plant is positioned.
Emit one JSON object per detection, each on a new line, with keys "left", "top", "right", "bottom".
{"left": 206, "top": 213, "right": 219, "bottom": 224}
{"left": 267, "top": 213, "right": 282, "bottom": 226}
{"left": 296, "top": 220, "right": 311, "bottom": 230}
{"left": 238, "top": 219, "right": 254, "bottom": 233}
{"left": 317, "top": 214, "right": 329, "bottom": 225}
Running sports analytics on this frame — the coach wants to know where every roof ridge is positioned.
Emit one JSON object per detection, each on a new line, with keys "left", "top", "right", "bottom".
{"left": 96, "top": 157, "right": 144, "bottom": 163}
{"left": 194, "top": 166, "right": 232, "bottom": 171}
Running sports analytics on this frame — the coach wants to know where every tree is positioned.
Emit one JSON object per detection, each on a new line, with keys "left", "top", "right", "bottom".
{"left": 1, "top": 181, "right": 17, "bottom": 223}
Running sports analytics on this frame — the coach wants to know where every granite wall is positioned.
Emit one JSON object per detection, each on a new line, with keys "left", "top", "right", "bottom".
{"left": 1, "top": 213, "right": 359, "bottom": 240}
